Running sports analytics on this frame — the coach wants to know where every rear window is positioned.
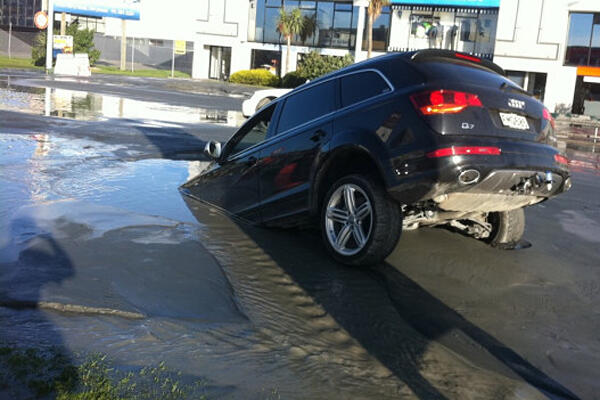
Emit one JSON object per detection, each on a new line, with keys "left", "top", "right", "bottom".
{"left": 340, "top": 71, "right": 391, "bottom": 107}
{"left": 416, "top": 61, "right": 512, "bottom": 89}
{"left": 277, "top": 80, "right": 336, "bottom": 133}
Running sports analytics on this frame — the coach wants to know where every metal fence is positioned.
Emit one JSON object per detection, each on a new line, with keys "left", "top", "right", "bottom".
{"left": 0, "top": 27, "right": 36, "bottom": 58}
{"left": 93, "top": 34, "right": 193, "bottom": 75}
{"left": 0, "top": 27, "right": 193, "bottom": 76}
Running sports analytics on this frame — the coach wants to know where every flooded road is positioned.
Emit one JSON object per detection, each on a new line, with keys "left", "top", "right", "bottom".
{"left": 1, "top": 75, "right": 599, "bottom": 399}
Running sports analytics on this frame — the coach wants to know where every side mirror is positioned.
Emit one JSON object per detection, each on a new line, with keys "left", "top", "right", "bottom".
{"left": 204, "top": 140, "right": 222, "bottom": 160}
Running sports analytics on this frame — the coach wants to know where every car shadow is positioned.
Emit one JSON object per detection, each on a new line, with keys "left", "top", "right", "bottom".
{"left": 182, "top": 196, "right": 580, "bottom": 399}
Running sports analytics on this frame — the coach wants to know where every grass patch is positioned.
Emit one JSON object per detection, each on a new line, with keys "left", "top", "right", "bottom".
{"left": 92, "top": 65, "right": 190, "bottom": 79}
{"left": 0, "top": 345, "right": 206, "bottom": 399}
{"left": 0, "top": 55, "right": 41, "bottom": 70}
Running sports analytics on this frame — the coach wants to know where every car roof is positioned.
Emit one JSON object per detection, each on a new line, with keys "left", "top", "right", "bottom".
{"left": 272, "top": 50, "right": 504, "bottom": 104}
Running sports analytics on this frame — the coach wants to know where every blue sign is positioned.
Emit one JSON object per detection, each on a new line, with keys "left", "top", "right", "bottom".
{"left": 54, "top": 0, "right": 141, "bottom": 20}
{"left": 391, "top": 0, "right": 500, "bottom": 7}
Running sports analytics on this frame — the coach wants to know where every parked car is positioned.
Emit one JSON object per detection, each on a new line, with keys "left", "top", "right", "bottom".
{"left": 182, "top": 49, "right": 571, "bottom": 266}
{"left": 242, "top": 88, "right": 292, "bottom": 117}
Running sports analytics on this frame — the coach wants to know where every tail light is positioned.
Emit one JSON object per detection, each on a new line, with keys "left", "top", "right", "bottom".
{"left": 455, "top": 53, "right": 481, "bottom": 63}
{"left": 543, "top": 108, "right": 555, "bottom": 129}
{"left": 410, "top": 90, "right": 483, "bottom": 115}
{"left": 426, "top": 146, "right": 501, "bottom": 158}
{"left": 554, "top": 153, "right": 568, "bottom": 165}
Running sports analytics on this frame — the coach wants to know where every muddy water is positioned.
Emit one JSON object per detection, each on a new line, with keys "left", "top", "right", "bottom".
{"left": 1, "top": 80, "right": 599, "bottom": 397}
{"left": 0, "top": 131, "right": 556, "bottom": 399}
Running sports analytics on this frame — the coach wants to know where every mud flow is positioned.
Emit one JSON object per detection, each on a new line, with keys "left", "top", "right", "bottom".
{"left": 1, "top": 75, "right": 599, "bottom": 398}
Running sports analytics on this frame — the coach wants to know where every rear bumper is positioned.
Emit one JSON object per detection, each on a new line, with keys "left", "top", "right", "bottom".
{"left": 387, "top": 141, "right": 570, "bottom": 209}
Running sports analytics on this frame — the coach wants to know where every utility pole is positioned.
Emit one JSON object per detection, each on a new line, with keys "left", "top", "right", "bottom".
{"left": 46, "top": 0, "right": 54, "bottom": 73}
{"left": 60, "top": 12, "right": 66, "bottom": 35}
{"left": 120, "top": 19, "right": 127, "bottom": 70}
{"left": 131, "top": 36, "right": 135, "bottom": 72}
{"left": 171, "top": 41, "right": 175, "bottom": 78}
{"left": 7, "top": 22, "right": 11, "bottom": 59}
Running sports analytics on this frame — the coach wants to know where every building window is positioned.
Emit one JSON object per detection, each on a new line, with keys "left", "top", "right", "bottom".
{"left": 251, "top": 49, "right": 281, "bottom": 76}
{"left": 506, "top": 70, "right": 547, "bottom": 102}
{"left": 391, "top": 5, "right": 498, "bottom": 60}
{"left": 0, "top": 0, "right": 42, "bottom": 29}
{"left": 209, "top": 46, "right": 232, "bottom": 81}
{"left": 253, "top": 0, "right": 379, "bottom": 50}
{"left": 362, "top": 6, "right": 390, "bottom": 52}
{"left": 565, "top": 13, "right": 600, "bottom": 67}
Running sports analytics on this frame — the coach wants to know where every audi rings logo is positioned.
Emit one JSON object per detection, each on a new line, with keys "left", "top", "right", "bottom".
{"left": 508, "top": 98, "right": 526, "bottom": 110}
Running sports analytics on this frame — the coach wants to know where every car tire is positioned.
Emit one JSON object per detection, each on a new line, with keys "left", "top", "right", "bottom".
{"left": 321, "top": 174, "right": 402, "bottom": 266}
{"left": 486, "top": 208, "right": 525, "bottom": 248}
{"left": 256, "top": 97, "right": 273, "bottom": 112}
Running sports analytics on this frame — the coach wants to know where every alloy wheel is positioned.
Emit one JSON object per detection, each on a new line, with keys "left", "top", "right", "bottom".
{"left": 325, "top": 183, "right": 373, "bottom": 256}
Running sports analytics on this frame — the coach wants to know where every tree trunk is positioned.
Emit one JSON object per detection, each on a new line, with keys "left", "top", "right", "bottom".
{"left": 286, "top": 35, "right": 291, "bottom": 75}
{"left": 367, "top": 12, "right": 373, "bottom": 59}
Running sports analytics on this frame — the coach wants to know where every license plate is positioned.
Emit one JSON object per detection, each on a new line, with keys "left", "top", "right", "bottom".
{"left": 499, "top": 112, "right": 530, "bottom": 130}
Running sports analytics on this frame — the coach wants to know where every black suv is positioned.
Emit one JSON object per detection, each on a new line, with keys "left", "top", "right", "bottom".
{"left": 181, "top": 50, "right": 571, "bottom": 266}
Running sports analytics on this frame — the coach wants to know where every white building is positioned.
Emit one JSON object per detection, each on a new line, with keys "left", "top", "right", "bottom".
{"left": 493, "top": 0, "right": 600, "bottom": 116}
{"left": 86, "top": 0, "right": 600, "bottom": 116}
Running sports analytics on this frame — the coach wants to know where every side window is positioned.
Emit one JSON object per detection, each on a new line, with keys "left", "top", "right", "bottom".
{"left": 340, "top": 71, "right": 391, "bottom": 108}
{"left": 228, "top": 103, "right": 275, "bottom": 157}
{"left": 277, "top": 80, "right": 336, "bottom": 133}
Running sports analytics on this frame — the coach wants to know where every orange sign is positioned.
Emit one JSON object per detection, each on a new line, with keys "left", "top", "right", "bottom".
{"left": 34, "top": 11, "right": 48, "bottom": 30}
{"left": 576, "top": 66, "right": 600, "bottom": 77}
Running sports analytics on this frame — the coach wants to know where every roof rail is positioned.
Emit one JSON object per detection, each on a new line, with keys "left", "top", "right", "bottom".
{"left": 409, "top": 49, "right": 505, "bottom": 76}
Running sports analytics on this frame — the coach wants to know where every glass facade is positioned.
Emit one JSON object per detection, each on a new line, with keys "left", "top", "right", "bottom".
{"left": 0, "top": 0, "right": 42, "bottom": 29}
{"left": 254, "top": 0, "right": 390, "bottom": 50}
{"left": 565, "top": 13, "right": 600, "bottom": 67}
{"left": 362, "top": 6, "right": 390, "bottom": 51}
{"left": 390, "top": 5, "right": 498, "bottom": 59}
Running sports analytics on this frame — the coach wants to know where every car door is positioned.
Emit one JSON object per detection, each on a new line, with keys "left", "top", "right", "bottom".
{"left": 187, "top": 103, "right": 277, "bottom": 222}
{"left": 257, "top": 79, "right": 338, "bottom": 223}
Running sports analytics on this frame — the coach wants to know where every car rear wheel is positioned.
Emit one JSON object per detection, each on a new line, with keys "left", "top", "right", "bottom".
{"left": 486, "top": 208, "right": 525, "bottom": 248}
{"left": 321, "top": 174, "right": 402, "bottom": 266}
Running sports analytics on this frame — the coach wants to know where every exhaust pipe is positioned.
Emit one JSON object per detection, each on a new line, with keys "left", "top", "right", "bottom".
{"left": 458, "top": 169, "right": 480, "bottom": 185}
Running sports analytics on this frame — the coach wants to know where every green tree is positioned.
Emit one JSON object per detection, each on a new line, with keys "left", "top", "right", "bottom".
{"left": 32, "top": 21, "right": 101, "bottom": 67}
{"left": 367, "top": 0, "right": 389, "bottom": 59}
{"left": 277, "top": 8, "right": 304, "bottom": 75}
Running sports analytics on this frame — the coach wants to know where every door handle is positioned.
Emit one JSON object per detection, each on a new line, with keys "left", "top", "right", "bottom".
{"left": 310, "top": 130, "right": 326, "bottom": 142}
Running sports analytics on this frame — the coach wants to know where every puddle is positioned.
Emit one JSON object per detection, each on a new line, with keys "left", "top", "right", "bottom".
{"left": 0, "top": 133, "right": 206, "bottom": 225}
{"left": 0, "top": 76, "right": 245, "bottom": 126}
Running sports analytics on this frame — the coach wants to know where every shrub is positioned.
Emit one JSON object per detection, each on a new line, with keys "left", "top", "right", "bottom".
{"left": 229, "top": 69, "right": 280, "bottom": 86}
{"left": 280, "top": 71, "right": 307, "bottom": 88}
{"left": 32, "top": 22, "right": 101, "bottom": 67}
{"left": 296, "top": 51, "right": 354, "bottom": 80}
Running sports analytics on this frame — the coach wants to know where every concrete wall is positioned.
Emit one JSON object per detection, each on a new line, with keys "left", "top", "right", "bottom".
{"left": 0, "top": 28, "right": 36, "bottom": 57}
{"left": 194, "top": 0, "right": 251, "bottom": 80}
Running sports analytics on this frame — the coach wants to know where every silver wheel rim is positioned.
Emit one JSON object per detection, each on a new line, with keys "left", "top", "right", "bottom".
{"left": 325, "top": 183, "right": 373, "bottom": 256}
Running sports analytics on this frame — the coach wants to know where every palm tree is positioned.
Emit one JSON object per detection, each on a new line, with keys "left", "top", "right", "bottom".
{"left": 300, "top": 13, "right": 317, "bottom": 45}
{"left": 367, "top": 0, "right": 389, "bottom": 59}
{"left": 277, "top": 8, "right": 304, "bottom": 74}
